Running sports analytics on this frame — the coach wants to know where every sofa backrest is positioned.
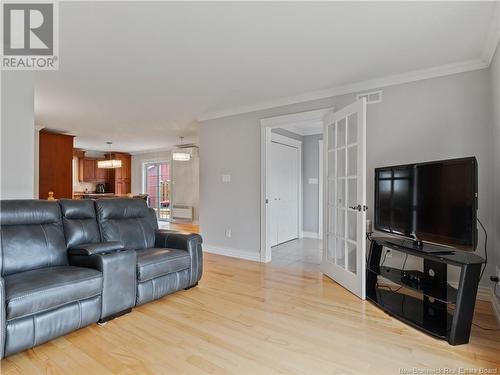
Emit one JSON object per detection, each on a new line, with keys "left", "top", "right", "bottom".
{"left": 95, "top": 198, "right": 157, "bottom": 250}
{"left": 59, "top": 199, "right": 101, "bottom": 248}
{"left": 0, "top": 200, "right": 68, "bottom": 276}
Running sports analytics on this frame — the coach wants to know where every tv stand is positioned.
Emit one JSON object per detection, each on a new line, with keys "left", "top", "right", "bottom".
{"left": 366, "top": 236, "right": 485, "bottom": 345}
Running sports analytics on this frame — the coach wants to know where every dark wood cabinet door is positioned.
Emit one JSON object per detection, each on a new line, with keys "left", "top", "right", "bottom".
{"left": 39, "top": 131, "right": 74, "bottom": 199}
{"left": 96, "top": 161, "right": 108, "bottom": 182}
{"left": 83, "top": 159, "right": 96, "bottom": 181}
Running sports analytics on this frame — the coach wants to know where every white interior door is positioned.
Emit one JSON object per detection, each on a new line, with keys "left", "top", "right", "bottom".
{"left": 270, "top": 140, "right": 299, "bottom": 246}
{"left": 322, "top": 98, "right": 367, "bottom": 299}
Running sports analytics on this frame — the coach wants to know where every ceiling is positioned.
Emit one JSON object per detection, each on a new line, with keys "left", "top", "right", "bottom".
{"left": 35, "top": 2, "right": 499, "bottom": 153}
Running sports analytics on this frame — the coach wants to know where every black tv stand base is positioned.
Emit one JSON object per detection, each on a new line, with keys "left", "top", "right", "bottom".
{"left": 366, "top": 236, "right": 485, "bottom": 345}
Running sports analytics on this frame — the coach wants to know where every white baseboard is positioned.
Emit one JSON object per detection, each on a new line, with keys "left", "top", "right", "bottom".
{"left": 203, "top": 245, "right": 261, "bottom": 262}
{"left": 301, "top": 231, "right": 319, "bottom": 239}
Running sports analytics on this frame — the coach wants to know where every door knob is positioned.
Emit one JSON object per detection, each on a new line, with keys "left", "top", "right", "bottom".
{"left": 349, "top": 204, "right": 362, "bottom": 211}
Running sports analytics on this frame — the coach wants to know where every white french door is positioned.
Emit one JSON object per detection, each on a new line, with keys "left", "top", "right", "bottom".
{"left": 322, "top": 98, "right": 367, "bottom": 299}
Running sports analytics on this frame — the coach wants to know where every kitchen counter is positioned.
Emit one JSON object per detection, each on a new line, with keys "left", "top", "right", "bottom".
{"left": 73, "top": 192, "right": 116, "bottom": 199}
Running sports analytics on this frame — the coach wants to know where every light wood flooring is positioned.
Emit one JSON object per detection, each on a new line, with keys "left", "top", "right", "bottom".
{"left": 2, "top": 228, "right": 499, "bottom": 374}
{"left": 157, "top": 221, "right": 200, "bottom": 233}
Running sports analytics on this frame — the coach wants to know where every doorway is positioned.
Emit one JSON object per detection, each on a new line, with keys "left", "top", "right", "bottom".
{"left": 261, "top": 108, "right": 330, "bottom": 263}
{"left": 261, "top": 101, "right": 367, "bottom": 300}
{"left": 144, "top": 161, "right": 171, "bottom": 221}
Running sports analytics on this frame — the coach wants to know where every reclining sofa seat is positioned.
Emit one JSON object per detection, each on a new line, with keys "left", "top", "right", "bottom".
{"left": 0, "top": 198, "right": 203, "bottom": 358}
{"left": 0, "top": 200, "right": 103, "bottom": 358}
{"left": 58, "top": 199, "right": 137, "bottom": 320}
{"left": 94, "top": 198, "right": 203, "bottom": 305}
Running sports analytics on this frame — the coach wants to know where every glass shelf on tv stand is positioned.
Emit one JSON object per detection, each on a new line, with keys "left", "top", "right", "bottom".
{"left": 367, "top": 265, "right": 458, "bottom": 304}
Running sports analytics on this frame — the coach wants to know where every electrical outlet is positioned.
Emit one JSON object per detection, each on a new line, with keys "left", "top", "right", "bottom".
{"left": 225, "top": 228, "right": 232, "bottom": 238}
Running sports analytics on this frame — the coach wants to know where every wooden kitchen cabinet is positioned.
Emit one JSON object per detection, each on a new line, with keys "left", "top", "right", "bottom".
{"left": 107, "top": 153, "right": 131, "bottom": 195}
{"left": 95, "top": 161, "right": 109, "bottom": 182}
{"left": 39, "top": 131, "right": 74, "bottom": 199}
{"left": 78, "top": 158, "right": 110, "bottom": 182}
{"left": 76, "top": 151, "right": 131, "bottom": 193}
{"left": 79, "top": 158, "right": 96, "bottom": 181}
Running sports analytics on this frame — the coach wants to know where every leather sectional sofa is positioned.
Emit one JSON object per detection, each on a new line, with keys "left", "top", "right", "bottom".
{"left": 0, "top": 198, "right": 202, "bottom": 358}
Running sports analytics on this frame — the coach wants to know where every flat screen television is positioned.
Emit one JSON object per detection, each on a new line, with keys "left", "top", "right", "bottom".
{"left": 374, "top": 157, "right": 478, "bottom": 251}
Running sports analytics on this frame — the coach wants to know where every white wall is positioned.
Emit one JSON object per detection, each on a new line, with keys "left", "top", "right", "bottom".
{"left": 1, "top": 72, "right": 35, "bottom": 199}
{"left": 490, "top": 42, "right": 500, "bottom": 303}
{"left": 131, "top": 150, "right": 200, "bottom": 221}
{"left": 131, "top": 150, "right": 171, "bottom": 194}
{"left": 172, "top": 156, "right": 200, "bottom": 222}
{"left": 200, "top": 69, "right": 494, "bottom": 286}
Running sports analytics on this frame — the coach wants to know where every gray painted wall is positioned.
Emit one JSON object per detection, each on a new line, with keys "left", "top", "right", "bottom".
{"left": 302, "top": 134, "right": 323, "bottom": 233}
{"left": 491, "top": 43, "right": 500, "bottom": 300}
{"left": 200, "top": 69, "right": 494, "bottom": 286}
{"left": 1, "top": 72, "right": 35, "bottom": 199}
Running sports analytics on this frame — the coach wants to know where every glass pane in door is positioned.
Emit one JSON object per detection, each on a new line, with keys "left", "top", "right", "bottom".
{"left": 145, "top": 162, "right": 171, "bottom": 221}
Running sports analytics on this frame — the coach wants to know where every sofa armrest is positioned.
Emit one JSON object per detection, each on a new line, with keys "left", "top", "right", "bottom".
{"left": 68, "top": 241, "right": 124, "bottom": 256}
{"left": 155, "top": 230, "right": 203, "bottom": 286}
{"left": 69, "top": 250, "right": 136, "bottom": 319}
{"left": 0, "top": 277, "right": 5, "bottom": 359}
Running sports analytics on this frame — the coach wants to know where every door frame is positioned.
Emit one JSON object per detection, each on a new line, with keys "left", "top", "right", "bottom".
{"left": 318, "top": 139, "right": 323, "bottom": 239}
{"left": 260, "top": 108, "right": 332, "bottom": 262}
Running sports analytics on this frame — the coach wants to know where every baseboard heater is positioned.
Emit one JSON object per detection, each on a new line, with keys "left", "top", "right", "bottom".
{"left": 172, "top": 205, "right": 193, "bottom": 221}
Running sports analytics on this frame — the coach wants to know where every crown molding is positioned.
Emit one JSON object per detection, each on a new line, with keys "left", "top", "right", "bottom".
{"left": 198, "top": 58, "right": 488, "bottom": 122}
{"left": 481, "top": 1, "right": 500, "bottom": 66}
{"left": 128, "top": 147, "right": 173, "bottom": 156}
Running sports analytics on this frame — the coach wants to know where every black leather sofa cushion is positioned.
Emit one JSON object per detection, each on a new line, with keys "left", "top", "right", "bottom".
{"left": 136, "top": 248, "right": 191, "bottom": 282}
{"left": 68, "top": 241, "right": 124, "bottom": 256}
{"left": 96, "top": 199, "right": 157, "bottom": 250}
{"left": 0, "top": 200, "right": 67, "bottom": 276}
{"left": 59, "top": 199, "right": 101, "bottom": 248}
{"left": 5, "top": 266, "right": 102, "bottom": 320}
{"left": 0, "top": 200, "right": 60, "bottom": 226}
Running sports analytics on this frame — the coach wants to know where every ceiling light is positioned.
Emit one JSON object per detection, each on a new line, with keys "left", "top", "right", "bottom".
{"left": 173, "top": 136, "right": 192, "bottom": 161}
{"left": 172, "top": 152, "right": 191, "bottom": 161}
{"left": 98, "top": 141, "right": 122, "bottom": 168}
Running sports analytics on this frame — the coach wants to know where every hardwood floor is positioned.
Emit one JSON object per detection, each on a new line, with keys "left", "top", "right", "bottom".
{"left": 2, "top": 238, "right": 499, "bottom": 374}
{"left": 157, "top": 221, "right": 200, "bottom": 233}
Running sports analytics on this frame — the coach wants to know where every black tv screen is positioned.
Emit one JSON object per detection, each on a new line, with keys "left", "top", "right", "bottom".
{"left": 374, "top": 157, "right": 477, "bottom": 251}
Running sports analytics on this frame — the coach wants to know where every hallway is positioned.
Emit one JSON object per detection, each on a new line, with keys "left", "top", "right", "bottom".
{"left": 271, "top": 238, "right": 322, "bottom": 271}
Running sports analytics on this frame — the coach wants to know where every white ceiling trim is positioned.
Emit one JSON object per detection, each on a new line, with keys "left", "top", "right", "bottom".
{"left": 129, "top": 147, "right": 173, "bottom": 156}
{"left": 198, "top": 58, "right": 488, "bottom": 122}
{"left": 261, "top": 108, "right": 330, "bottom": 128}
{"left": 481, "top": 2, "right": 500, "bottom": 66}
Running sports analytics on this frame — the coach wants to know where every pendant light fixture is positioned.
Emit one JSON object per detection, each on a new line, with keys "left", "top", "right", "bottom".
{"left": 172, "top": 136, "right": 192, "bottom": 161}
{"left": 98, "top": 142, "right": 122, "bottom": 168}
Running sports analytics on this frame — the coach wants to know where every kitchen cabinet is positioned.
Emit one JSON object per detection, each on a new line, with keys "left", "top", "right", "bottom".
{"left": 96, "top": 161, "right": 109, "bottom": 182}
{"left": 39, "top": 131, "right": 74, "bottom": 199}
{"left": 76, "top": 151, "right": 131, "bottom": 194}
{"left": 79, "top": 158, "right": 96, "bottom": 181}
{"left": 107, "top": 153, "right": 132, "bottom": 195}
{"left": 78, "top": 157, "right": 110, "bottom": 182}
